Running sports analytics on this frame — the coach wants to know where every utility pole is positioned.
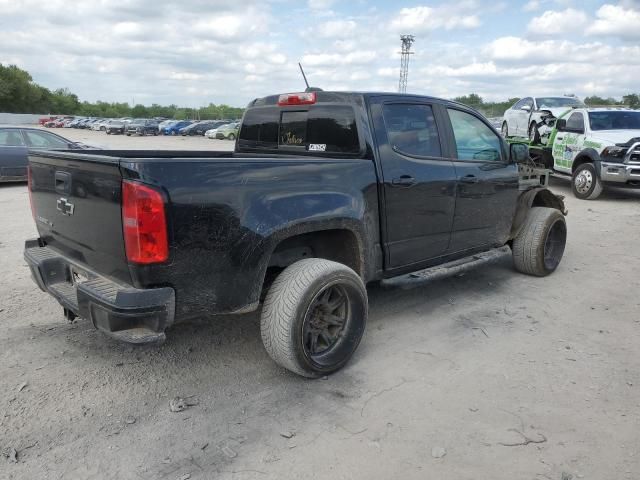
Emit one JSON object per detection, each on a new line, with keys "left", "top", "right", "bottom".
{"left": 398, "top": 35, "right": 415, "bottom": 93}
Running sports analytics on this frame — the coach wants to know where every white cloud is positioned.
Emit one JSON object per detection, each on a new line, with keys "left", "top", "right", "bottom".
{"left": 301, "top": 51, "right": 378, "bottom": 66}
{"left": 0, "top": 0, "right": 638, "bottom": 109}
{"left": 527, "top": 8, "right": 588, "bottom": 35}
{"left": 169, "top": 72, "right": 202, "bottom": 81}
{"left": 523, "top": 0, "right": 542, "bottom": 12}
{"left": 316, "top": 20, "right": 358, "bottom": 38}
{"left": 377, "top": 67, "right": 396, "bottom": 77}
{"left": 307, "top": 0, "right": 335, "bottom": 10}
{"left": 586, "top": 4, "right": 640, "bottom": 39}
{"left": 390, "top": 4, "right": 481, "bottom": 33}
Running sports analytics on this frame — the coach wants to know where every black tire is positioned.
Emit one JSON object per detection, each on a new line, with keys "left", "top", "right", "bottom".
{"left": 528, "top": 122, "right": 540, "bottom": 144}
{"left": 512, "top": 207, "right": 567, "bottom": 277}
{"left": 228, "top": 133, "right": 236, "bottom": 140}
{"left": 501, "top": 121, "right": 508, "bottom": 138}
{"left": 261, "top": 258, "right": 367, "bottom": 378}
{"left": 106, "top": 131, "right": 111, "bottom": 135}
{"left": 572, "top": 163, "right": 603, "bottom": 200}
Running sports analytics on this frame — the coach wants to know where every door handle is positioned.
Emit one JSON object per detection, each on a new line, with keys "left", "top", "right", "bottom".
{"left": 391, "top": 175, "right": 416, "bottom": 187}
{"left": 460, "top": 175, "right": 479, "bottom": 184}
{"left": 556, "top": 136, "right": 564, "bottom": 140}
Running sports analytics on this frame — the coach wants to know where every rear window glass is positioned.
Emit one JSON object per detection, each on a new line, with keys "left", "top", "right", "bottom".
{"left": 239, "top": 105, "right": 360, "bottom": 154}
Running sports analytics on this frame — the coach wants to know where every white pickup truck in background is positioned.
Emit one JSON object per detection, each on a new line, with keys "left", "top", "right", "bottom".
{"left": 508, "top": 108, "right": 640, "bottom": 200}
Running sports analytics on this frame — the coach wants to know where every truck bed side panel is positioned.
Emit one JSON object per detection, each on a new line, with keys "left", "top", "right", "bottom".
{"left": 121, "top": 158, "right": 380, "bottom": 319}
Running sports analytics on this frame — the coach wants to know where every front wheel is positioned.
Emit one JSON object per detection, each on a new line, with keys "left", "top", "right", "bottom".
{"left": 572, "top": 163, "right": 603, "bottom": 200}
{"left": 261, "top": 259, "right": 368, "bottom": 378}
{"left": 512, "top": 207, "right": 567, "bottom": 277}
{"left": 501, "top": 121, "right": 509, "bottom": 137}
{"left": 227, "top": 133, "right": 236, "bottom": 140}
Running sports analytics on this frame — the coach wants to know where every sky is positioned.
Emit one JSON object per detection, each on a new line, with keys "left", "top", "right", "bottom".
{"left": 1, "top": 0, "right": 639, "bottom": 108}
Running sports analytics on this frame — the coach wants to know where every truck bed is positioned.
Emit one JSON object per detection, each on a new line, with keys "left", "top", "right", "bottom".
{"left": 27, "top": 149, "right": 381, "bottom": 322}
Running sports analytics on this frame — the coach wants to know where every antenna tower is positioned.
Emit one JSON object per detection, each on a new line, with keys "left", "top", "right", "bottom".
{"left": 398, "top": 35, "right": 415, "bottom": 93}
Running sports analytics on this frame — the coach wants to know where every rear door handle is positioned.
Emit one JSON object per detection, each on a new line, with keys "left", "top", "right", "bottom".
{"left": 460, "top": 175, "right": 479, "bottom": 184}
{"left": 391, "top": 175, "right": 416, "bottom": 187}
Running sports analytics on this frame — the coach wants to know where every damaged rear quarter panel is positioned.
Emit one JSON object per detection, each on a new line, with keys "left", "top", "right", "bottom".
{"left": 121, "top": 157, "right": 379, "bottom": 321}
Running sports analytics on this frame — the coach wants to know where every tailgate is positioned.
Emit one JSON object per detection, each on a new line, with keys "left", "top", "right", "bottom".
{"left": 28, "top": 151, "right": 131, "bottom": 283}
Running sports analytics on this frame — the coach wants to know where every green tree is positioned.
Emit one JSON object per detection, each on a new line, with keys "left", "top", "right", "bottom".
{"left": 623, "top": 94, "right": 639, "bottom": 109}
{"left": 453, "top": 93, "right": 483, "bottom": 107}
{"left": 0, "top": 63, "right": 245, "bottom": 118}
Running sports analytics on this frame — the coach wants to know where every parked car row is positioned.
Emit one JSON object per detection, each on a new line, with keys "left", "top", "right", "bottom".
{"left": 40, "top": 115, "right": 241, "bottom": 138}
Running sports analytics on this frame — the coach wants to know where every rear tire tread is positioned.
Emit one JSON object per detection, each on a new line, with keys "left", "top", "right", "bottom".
{"left": 512, "top": 207, "right": 566, "bottom": 277}
{"left": 261, "top": 259, "right": 366, "bottom": 378}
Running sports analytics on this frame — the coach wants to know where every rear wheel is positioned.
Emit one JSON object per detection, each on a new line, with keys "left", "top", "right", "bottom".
{"left": 512, "top": 207, "right": 567, "bottom": 277}
{"left": 261, "top": 259, "right": 367, "bottom": 378}
{"left": 572, "top": 163, "right": 603, "bottom": 200}
{"left": 501, "top": 121, "right": 509, "bottom": 137}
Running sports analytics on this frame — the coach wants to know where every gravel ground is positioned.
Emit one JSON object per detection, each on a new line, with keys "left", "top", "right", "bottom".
{"left": 0, "top": 135, "right": 639, "bottom": 479}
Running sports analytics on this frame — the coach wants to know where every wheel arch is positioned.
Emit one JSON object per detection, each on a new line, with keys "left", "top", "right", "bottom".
{"left": 572, "top": 149, "right": 600, "bottom": 174}
{"left": 266, "top": 225, "right": 365, "bottom": 279}
{"left": 509, "top": 187, "right": 567, "bottom": 240}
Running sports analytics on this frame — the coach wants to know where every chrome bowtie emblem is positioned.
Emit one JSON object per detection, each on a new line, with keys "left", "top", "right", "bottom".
{"left": 56, "top": 197, "right": 75, "bottom": 216}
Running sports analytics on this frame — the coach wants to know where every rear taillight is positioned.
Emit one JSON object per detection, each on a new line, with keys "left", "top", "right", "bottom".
{"left": 122, "top": 180, "right": 168, "bottom": 264}
{"left": 27, "top": 164, "right": 35, "bottom": 221}
{"left": 277, "top": 92, "right": 316, "bottom": 106}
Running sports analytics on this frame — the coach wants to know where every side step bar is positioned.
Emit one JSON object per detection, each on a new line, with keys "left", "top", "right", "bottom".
{"left": 381, "top": 246, "right": 511, "bottom": 290}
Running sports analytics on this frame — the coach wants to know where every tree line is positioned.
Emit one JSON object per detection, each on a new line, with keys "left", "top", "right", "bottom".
{"left": 453, "top": 92, "right": 640, "bottom": 117}
{"left": 0, "top": 63, "right": 245, "bottom": 119}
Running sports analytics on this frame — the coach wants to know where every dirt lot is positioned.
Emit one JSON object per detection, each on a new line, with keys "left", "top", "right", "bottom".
{"left": 1, "top": 136, "right": 639, "bottom": 479}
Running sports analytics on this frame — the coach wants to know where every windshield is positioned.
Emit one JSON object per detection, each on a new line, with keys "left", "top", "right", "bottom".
{"left": 536, "top": 97, "right": 585, "bottom": 109}
{"left": 588, "top": 111, "right": 640, "bottom": 131}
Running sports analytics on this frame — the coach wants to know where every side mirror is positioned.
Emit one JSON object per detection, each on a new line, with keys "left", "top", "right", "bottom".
{"left": 510, "top": 143, "right": 529, "bottom": 164}
{"left": 521, "top": 105, "right": 531, "bottom": 112}
{"left": 555, "top": 119, "right": 566, "bottom": 131}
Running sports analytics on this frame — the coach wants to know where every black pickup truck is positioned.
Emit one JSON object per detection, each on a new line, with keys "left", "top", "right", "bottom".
{"left": 24, "top": 91, "right": 567, "bottom": 377}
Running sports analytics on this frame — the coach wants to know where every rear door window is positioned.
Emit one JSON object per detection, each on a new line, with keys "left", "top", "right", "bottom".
{"left": 381, "top": 104, "right": 442, "bottom": 157}
{"left": 239, "top": 105, "right": 360, "bottom": 154}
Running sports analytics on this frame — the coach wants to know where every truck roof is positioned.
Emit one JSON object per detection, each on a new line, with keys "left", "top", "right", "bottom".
{"left": 247, "top": 91, "right": 467, "bottom": 109}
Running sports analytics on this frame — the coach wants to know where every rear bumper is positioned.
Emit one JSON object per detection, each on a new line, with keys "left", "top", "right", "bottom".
{"left": 24, "top": 239, "right": 175, "bottom": 344}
